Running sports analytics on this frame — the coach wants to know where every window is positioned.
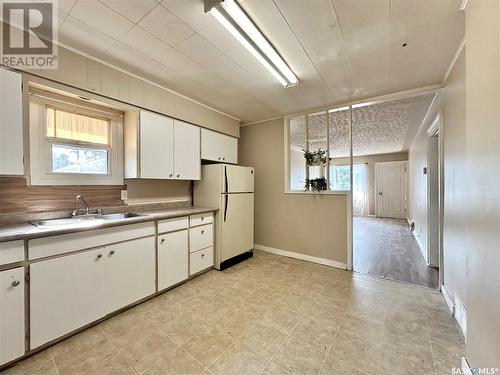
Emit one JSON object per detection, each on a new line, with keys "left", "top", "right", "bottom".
{"left": 46, "top": 107, "right": 110, "bottom": 175}
{"left": 286, "top": 106, "right": 351, "bottom": 192}
{"left": 29, "top": 89, "right": 123, "bottom": 185}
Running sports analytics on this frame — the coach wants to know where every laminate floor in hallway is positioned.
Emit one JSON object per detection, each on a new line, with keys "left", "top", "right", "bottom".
{"left": 353, "top": 217, "right": 439, "bottom": 288}
{"left": 1, "top": 251, "right": 463, "bottom": 375}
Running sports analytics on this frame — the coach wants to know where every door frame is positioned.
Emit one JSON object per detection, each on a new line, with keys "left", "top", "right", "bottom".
{"left": 426, "top": 112, "right": 444, "bottom": 275}
{"left": 374, "top": 160, "right": 408, "bottom": 218}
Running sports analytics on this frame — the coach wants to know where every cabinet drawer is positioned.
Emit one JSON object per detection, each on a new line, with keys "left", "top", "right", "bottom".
{"left": 189, "top": 213, "right": 213, "bottom": 227}
{"left": 0, "top": 241, "right": 24, "bottom": 266}
{"left": 189, "top": 247, "right": 213, "bottom": 275}
{"left": 158, "top": 216, "right": 188, "bottom": 234}
{"left": 189, "top": 224, "right": 213, "bottom": 253}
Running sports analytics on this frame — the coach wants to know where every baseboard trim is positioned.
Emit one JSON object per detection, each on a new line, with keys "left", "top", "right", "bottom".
{"left": 441, "top": 284, "right": 455, "bottom": 314}
{"left": 254, "top": 244, "right": 348, "bottom": 270}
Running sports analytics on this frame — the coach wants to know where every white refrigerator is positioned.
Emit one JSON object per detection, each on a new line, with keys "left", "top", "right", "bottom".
{"left": 194, "top": 164, "right": 254, "bottom": 270}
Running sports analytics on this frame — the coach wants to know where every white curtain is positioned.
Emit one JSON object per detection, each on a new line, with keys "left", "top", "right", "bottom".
{"left": 353, "top": 164, "right": 369, "bottom": 216}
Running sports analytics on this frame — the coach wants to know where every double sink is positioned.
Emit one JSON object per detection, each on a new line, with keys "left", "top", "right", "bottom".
{"left": 31, "top": 213, "right": 145, "bottom": 229}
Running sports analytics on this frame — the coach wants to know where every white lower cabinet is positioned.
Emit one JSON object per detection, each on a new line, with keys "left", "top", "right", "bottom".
{"left": 158, "top": 230, "right": 188, "bottom": 291}
{"left": 30, "top": 248, "right": 108, "bottom": 349}
{"left": 190, "top": 247, "right": 214, "bottom": 275}
{"left": 0, "top": 267, "right": 25, "bottom": 366}
{"left": 104, "top": 237, "right": 156, "bottom": 313}
{"left": 30, "top": 237, "right": 155, "bottom": 349}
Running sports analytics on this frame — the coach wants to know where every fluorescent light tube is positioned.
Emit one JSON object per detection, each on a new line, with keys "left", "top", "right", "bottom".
{"left": 210, "top": 0, "right": 298, "bottom": 87}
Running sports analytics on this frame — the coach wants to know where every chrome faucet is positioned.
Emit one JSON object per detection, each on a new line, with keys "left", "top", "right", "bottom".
{"left": 72, "top": 195, "right": 90, "bottom": 217}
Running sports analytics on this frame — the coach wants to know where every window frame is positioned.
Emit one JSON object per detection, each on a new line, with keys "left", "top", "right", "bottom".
{"left": 284, "top": 106, "right": 352, "bottom": 195}
{"left": 29, "top": 92, "right": 124, "bottom": 186}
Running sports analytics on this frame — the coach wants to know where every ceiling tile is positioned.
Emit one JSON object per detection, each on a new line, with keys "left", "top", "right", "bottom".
{"left": 69, "top": 0, "right": 133, "bottom": 40}
{"left": 156, "top": 47, "right": 207, "bottom": 76}
{"left": 99, "top": 0, "right": 158, "bottom": 23}
{"left": 160, "top": 0, "right": 214, "bottom": 32}
{"left": 138, "top": 4, "right": 196, "bottom": 46}
{"left": 59, "top": 15, "right": 116, "bottom": 55}
{"left": 275, "top": 0, "right": 338, "bottom": 45}
{"left": 120, "top": 25, "right": 170, "bottom": 58}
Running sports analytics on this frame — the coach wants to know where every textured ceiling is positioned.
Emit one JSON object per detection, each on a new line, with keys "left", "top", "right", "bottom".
{"left": 38, "top": 0, "right": 463, "bottom": 123}
{"left": 290, "top": 93, "right": 435, "bottom": 157}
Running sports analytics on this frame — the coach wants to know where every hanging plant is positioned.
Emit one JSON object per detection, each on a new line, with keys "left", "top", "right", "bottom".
{"left": 303, "top": 149, "right": 328, "bottom": 166}
{"left": 305, "top": 177, "right": 328, "bottom": 191}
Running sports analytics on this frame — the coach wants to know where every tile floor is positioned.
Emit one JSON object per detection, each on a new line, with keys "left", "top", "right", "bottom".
{"left": 1, "top": 251, "right": 463, "bottom": 375}
{"left": 353, "top": 217, "right": 439, "bottom": 288}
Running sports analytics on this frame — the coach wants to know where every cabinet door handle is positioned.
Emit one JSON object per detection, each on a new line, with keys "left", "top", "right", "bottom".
{"left": 222, "top": 157, "right": 225, "bottom": 161}
{"left": 96, "top": 254, "right": 103, "bottom": 259}
{"left": 201, "top": 230, "right": 204, "bottom": 234}
{"left": 201, "top": 254, "right": 205, "bottom": 258}
{"left": 109, "top": 250, "right": 115, "bottom": 256}
{"left": 218, "top": 157, "right": 221, "bottom": 160}
{"left": 160, "top": 238, "right": 165, "bottom": 244}
{"left": 201, "top": 216, "right": 204, "bottom": 221}
{"left": 169, "top": 174, "right": 173, "bottom": 178}
{"left": 176, "top": 174, "right": 180, "bottom": 178}
{"left": 11, "top": 280, "right": 20, "bottom": 287}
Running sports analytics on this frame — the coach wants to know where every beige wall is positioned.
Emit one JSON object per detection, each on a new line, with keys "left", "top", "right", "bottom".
{"left": 463, "top": 1, "right": 500, "bottom": 367}
{"left": 331, "top": 152, "right": 408, "bottom": 216}
{"left": 239, "top": 118, "right": 348, "bottom": 265}
{"left": 125, "top": 179, "right": 190, "bottom": 205}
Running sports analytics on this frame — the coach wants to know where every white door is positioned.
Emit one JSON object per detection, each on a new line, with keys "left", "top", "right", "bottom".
{"left": 104, "top": 237, "right": 156, "bottom": 313}
{"left": 174, "top": 120, "right": 200, "bottom": 180}
{"left": 201, "top": 128, "right": 238, "bottom": 164}
{"left": 376, "top": 161, "right": 407, "bottom": 219}
{"left": 140, "top": 110, "right": 174, "bottom": 179}
{"left": 0, "top": 68, "right": 23, "bottom": 175}
{"left": 158, "top": 230, "right": 188, "bottom": 291}
{"left": 0, "top": 267, "right": 25, "bottom": 366}
{"left": 220, "top": 193, "right": 254, "bottom": 262}
{"left": 224, "top": 165, "right": 254, "bottom": 193}
{"left": 30, "top": 248, "right": 107, "bottom": 349}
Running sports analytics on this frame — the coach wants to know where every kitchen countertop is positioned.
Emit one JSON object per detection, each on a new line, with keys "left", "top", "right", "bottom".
{"left": 0, "top": 206, "right": 217, "bottom": 243}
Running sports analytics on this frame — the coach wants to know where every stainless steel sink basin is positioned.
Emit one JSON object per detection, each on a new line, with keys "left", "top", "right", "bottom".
{"left": 31, "top": 213, "right": 145, "bottom": 229}
{"left": 100, "top": 213, "right": 145, "bottom": 220}
{"left": 31, "top": 216, "right": 103, "bottom": 228}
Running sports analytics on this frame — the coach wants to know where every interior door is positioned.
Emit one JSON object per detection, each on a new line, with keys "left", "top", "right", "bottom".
{"left": 0, "top": 267, "right": 25, "bottom": 365}
{"left": 376, "top": 161, "right": 407, "bottom": 219}
{"left": 140, "top": 110, "right": 173, "bottom": 179}
{"left": 174, "top": 120, "right": 200, "bottom": 180}
{"left": 220, "top": 193, "right": 254, "bottom": 262}
{"left": 223, "top": 165, "right": 254, "bottom": 193}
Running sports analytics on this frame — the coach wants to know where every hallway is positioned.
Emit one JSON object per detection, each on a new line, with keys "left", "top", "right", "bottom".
{"left": 353, "top": 217, "right": 439, "bottom": 288}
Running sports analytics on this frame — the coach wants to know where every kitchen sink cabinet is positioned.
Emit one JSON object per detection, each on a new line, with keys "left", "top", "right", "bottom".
{"left": 125, "top": 110, "right": 200, "bottom": 180}
{"left": 0, "top": 267, "right": 25, "bottom": 366}
{"left": 30, "top": 237, "right": 155, "bottom": 349}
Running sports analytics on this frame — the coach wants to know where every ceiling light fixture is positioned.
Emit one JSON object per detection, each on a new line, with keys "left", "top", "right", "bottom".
{"left": 205, "top": 0, "right": 298, "bottom": 87}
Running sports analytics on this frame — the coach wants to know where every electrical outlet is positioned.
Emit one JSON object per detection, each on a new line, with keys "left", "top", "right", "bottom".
{"left": 121, "top": 190, "right": 128, "bottom": 200}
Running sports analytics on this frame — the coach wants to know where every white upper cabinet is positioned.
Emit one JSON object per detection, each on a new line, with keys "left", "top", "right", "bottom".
{"left": 201, "top": 128, "right": 238, "bottom": 164}
{"left": 125, "top": 110, "right": 201, "bottom": 180}
{"left": 174, "top": 120, "right": 200, "bottom": 180}
{"left": 0, "top": 68, "right": 24, "bottom": 175}
{"left": 140, "top": 110, "right": 174, "bottom": 179}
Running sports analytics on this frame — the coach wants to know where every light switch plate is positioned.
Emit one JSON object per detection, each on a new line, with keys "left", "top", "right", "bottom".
{"left": 121, "top": 190, "right": 128, "bottom": 200}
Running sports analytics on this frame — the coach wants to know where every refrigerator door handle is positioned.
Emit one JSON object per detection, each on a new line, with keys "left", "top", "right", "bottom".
{"left": 224, "top": 166, "right": 228, "bottom": 193}
{"left": 224, "top": 194, "right": 228, "bottom": 222}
